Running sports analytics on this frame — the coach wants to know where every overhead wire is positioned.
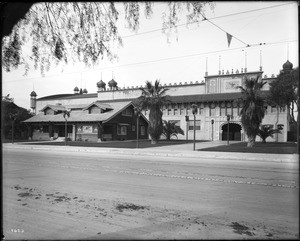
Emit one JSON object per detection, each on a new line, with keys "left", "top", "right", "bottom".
{"left": 3, "top": 2, "right": 297, "bottom": 83}
{"left": 4, "top": 39, "right": 298, "bottom": 83}
{"left": 121, "top": 2, "right": 294, "bottom": 39}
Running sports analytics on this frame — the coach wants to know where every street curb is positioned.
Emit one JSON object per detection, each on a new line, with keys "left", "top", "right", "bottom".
{"left": 3, "top": 143, "right": 298, "bottom": 163}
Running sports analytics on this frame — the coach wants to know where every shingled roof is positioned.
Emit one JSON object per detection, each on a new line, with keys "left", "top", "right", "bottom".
{"left": 23, "top": 101, "right": 135, "bottom": 123}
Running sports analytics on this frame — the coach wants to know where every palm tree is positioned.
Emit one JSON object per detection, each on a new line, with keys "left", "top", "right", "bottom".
{"left": 62, "top": 109, "right": 71, "bottom": 145}
{"left": 238, "top": 76, "right": 266, "bottom": 147}
{"left": 257, "top": 125, "right": 282, "bottom": 143}
{"left": 162, "top": 120, "right": 184, "bottom": 140}
{"left": 138, "top": 80, "right": 170, "bottom": 144}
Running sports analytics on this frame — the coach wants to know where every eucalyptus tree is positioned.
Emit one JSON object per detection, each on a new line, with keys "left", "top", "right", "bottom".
{"left": 238, "top": 76, "right": 266, "bottom": 147}
{"left": 138, "top": 80, "right": 170, "bottom": 144}
{"left": 268, "top": 67, "right": 298, "bottom": 124}
{"left": 1, "top": 2, "right": 214, "bottom": 75}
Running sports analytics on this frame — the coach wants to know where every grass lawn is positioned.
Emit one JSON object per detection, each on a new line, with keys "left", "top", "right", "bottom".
{"left": 4, "top": 139, "right": 298, "bottom": 154}
{"left": 13, "top": 139, "right": 207, "bottom": 149}
{"left": 199, "top": 142, "right": 298, "bottom": 154}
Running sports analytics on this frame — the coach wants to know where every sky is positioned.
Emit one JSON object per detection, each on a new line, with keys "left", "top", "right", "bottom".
{"left": 2, "top": 1, "right": 299, "bottom": 110}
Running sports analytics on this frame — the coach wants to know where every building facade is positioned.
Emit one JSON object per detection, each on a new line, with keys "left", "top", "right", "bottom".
{"left": 24, "top": 100, "right": 149, "bottom": 142}
{"left": 24, "top": 62, "right": 293, "bottom": 142}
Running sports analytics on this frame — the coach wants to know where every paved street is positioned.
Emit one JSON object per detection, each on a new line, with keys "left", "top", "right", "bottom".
{"left": 3, "top": 145, "right": 299, "bottom": 240}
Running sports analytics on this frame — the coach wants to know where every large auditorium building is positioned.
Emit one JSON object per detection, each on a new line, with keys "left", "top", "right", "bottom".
{"left": 23, "top": 60, "right": 294, "bottom": 143}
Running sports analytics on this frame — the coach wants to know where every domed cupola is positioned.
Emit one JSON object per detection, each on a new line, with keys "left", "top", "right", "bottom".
{"left": 83, "top": 88, "right": 88, "bottom": 94}
{"left": 73, "top": 86, "right": 79, "bottom": 94}
{"left": 30, "top": 90, "right": 37, "bottom": 114}
{"left": 30, "top": 90, "right": 37, "bottom": 97}
{"left": 108, "top": 78, "right": 118, "bottom": 90}
{"left": 282, "top": 60, "right": 293, "bottom": 71}
{"left": 97, "top": 80, "right": 106, "bottom": 89}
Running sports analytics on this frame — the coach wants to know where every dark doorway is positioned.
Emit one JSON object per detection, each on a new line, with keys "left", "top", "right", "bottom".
{"left": 222, "top": 123, "right": 242, "bottom": 141}
{"left": 57, "top": 125, "right": 72, "bottom": 137}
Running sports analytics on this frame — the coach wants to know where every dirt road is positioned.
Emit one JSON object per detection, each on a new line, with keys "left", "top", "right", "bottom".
{"left": 3, "top": 147, "right": 299, "bottom": 239}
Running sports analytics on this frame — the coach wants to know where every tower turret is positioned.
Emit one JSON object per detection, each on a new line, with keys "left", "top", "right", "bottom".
{"left": 73, "top": 86, "right": 79, "bottom": 94}
{"left": 97, "top": 80, "right": 106, "bottom": 91}
{"left": 108, "top": 78, "right": 118, "bottom": 90}
{"left": 30, "top": 91, "right": 37, "bottom": 114}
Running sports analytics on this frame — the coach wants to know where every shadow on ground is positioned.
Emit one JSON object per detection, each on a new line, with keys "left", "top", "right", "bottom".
{"left": 198, "top": 142, "right": 297, "bottom": 154}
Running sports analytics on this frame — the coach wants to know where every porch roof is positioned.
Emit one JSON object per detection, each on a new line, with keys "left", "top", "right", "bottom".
{"left": 23, "top": 101, "right": 133, "bottom": 123}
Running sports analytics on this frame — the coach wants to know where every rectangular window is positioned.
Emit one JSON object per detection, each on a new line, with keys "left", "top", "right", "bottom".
{"left": 132, "top": 125, "right": 136, "bottom": 131}
{"left": 174, "top": 104, "right": 179, "bottom": 115}
{"left": 210, "top": 108, "right": 215, "bottom": 116}
{"left": 140, "top": 126, "right": 146, "bottom": 135}
{"left": 122, "top": 108, "right": 133, "bottom": 116}
{"left": 220, "top": 107, "right": 226, "bottom": 116}
{"left": 199, "top": 107, "right": 204, "bottom": 115}
{"left": 117, "top": 125, "right": 127, "bottom": 135}
{"left": 189, "top": 120, "right": 200, "bottom": 130}
{"left": 226, "top": 108, "right": 232, "bottom": 116}
{"left": 232, "top": 107, "right": 238, "bottom": 116}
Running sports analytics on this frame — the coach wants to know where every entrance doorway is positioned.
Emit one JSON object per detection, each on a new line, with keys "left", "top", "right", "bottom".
{"left": 222, "top": 123, "right": 242, "bottom": 141}
{"left": 57, "top": 125, "right": 72, "bottom": 137}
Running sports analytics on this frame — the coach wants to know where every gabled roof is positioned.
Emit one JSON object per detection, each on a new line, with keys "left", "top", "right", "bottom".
{"left": 23, "top": 101, "right": 143, "bottom": 124}
{"left": 82, "top": 102, "right": 113, "bottom": 111}
{"left": 40, "top": 104, "right": 66, "bottom": 112}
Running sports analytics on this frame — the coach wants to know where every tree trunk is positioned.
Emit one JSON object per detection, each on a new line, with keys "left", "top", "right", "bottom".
{"left": 247, "top": 135, "right": 256, "bottom": 148}
{"left": 148, "top": 105, "right": 163, "bottom": 144}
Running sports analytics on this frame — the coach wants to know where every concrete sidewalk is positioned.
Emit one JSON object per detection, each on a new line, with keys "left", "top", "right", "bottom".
{"left": 3, "top": 141, "right": 298, "bottom": 163}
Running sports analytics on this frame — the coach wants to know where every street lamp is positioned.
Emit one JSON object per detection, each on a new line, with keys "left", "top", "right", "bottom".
{"left": 63, "top": 109, "right": 71, "bottom": 146}
{"left": 185, "top": 115, "right": 189, "bottom": 143}
{"left": 191, "top": 104, "right": 198, "bottom": 151}
{"left": 211, "top": 119, "right": 214, "bottom": 141}
{"left": 226, "top": 114, "right": 231, "bottom": 145}
{"left": 134, "top": 106, "right": 142, "bottom": 148}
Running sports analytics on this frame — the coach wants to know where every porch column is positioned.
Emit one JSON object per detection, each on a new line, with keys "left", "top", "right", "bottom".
{"left": 97, "top": 122, "right": 103, "bottom": 142}
{"left": 49, "top": 123, "right": 54, "bottom": 140}
{"left": 28, "top": 124, "right": 32, "bottom": 140}
{"left": 72, "top": 124, "right": 76, "bottom": 141}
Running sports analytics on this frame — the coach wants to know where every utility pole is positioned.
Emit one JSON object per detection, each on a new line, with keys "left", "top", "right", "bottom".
{"left": 191, "top": 104, "right": 198, "bottom": 151}
{"left": 211, "top": 119, "right": 214, "bottom": 141}
{"left": 134, "top": 106, "right": 142, "bottom": 149}
{"left": 185, "top": 115, "right": 189, "bottom": 143}
{"left": 227, "top": 114, "right": 230, "bottom": 145}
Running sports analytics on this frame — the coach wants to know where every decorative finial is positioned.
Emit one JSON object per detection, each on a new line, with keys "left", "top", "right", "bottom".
{"left": 205, "top": 57, "right": 208, "bottom": 76}
{"left": 259, "top": 50, "right": 263, "bottom": 71}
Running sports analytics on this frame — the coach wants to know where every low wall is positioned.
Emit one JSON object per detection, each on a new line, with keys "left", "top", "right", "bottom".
{"left": 76, "top": 133, "right": 98, "bottom": 142}
{"left": 32, "top": 131, "right": 50, "bottom": 141}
